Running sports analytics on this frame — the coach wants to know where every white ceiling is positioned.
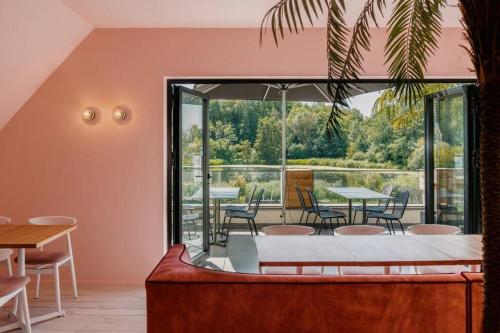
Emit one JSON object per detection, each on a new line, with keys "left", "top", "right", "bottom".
{"left": 62, "top": 0, "right": 463, "bottom": 28}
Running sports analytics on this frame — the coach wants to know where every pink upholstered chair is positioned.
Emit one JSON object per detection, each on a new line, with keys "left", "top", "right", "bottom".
{"left": 23, "top": 216, "right": 78, "bottom": 314}
{"left": 335, "top": 225, "right": 394, "bottom": 275}
{"left": 0, "top": 276, "right": 31, "bottom": 333}
{"left": 407, "top": 224, "right": 468, "bottom": 274}
{"left": 334, "top": 225, "right": 386, "bottom": 236}
{"left": 407, "top": 224, "right": 461, "bottom": 235}
{"left": 0, "top": 217, "right": 13, "bottom": 276}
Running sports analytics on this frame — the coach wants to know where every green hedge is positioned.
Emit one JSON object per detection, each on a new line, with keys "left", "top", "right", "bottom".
{"left": 287, "top": 158, "right": 396, "bottom": 169}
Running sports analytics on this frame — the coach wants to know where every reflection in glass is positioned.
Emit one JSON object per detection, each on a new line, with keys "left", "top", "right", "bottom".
{"left": 434, "top": 95, "right": 464, "bottom": 229}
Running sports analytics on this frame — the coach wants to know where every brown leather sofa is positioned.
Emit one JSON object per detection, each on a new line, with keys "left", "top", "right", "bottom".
{"left": 146, "top": 245, "right": 481, "bottom": 333}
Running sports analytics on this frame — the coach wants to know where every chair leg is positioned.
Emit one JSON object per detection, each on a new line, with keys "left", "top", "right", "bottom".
{"left": 305, "top": 212, "right": 311, "bottom": 224}
{"left": 19, "top": 287, "right": 31, "bottom": 333}
{"left": 69, "top": 256, "right": 78, "bottom": 298}
{"left": 329, "top": 218, "right": 335, "bottom": 234}
{"left": 6, "top": 258, "right": 12, "bottom": 276}
{"left": 318, "top": 219, "right": 323, "bottom": 235}
{"left": 35, "top": 274, "right": 41, "bottom": 299}
{"left": 398, "top": 220, "right": 405, "bottom": 235}
{"left": 384, "top": 219, "right": 392, "bottom": 235}
{"left": 389, "top": 220, "right": 397, "bottom": 235}
{"left": 225, "top": 217, "right": 232, "bottom": 245}
{"left": 353, "top": 210, "right": 357, "bottom": 223}
{"left": 336, "top": 218, "right": 340, "bottom": 227}
{"left": 54, "top": 265, "right": 62, "bottom": 314}
{"left": 246, "top": 219, "right": 254, "bottom": 238}
{"left": 299, "top": 210, "right": 304, "bottom": 224}
{"left": 342, "top": 217, "right": 347, "bottom": 225}
{"left": 376, "top": 217, "right": 380, "bottom": 226}
{"left": 251, "top": 219, "right": 259, "bottom": 235}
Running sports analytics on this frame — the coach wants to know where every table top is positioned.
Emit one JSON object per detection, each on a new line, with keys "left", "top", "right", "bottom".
{"left": 255, "top": 234, "right": 482, "bottom": 267}
{"left": 0, "top": 225, "right": 76, "bottom": 248}
{"left": 327, "top": 187, "right": 393, "bottom": 200}
{"left": 192, "top": 187, "right": 240, "bottom": 200}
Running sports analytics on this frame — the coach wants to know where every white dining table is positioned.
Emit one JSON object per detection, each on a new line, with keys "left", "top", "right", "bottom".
{"left": 255, "top": 234, "right": 482, "bottom": 274}
{"left": 327, "top": 187, "right": 393, "bottom": 224}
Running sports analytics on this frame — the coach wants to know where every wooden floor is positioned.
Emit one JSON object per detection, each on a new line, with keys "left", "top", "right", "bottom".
{"left": 0, "top": 282, "right": 146, "bottom": 332}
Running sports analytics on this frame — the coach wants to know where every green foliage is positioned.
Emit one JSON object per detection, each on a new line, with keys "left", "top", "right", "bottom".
{"left": 230, "top": 175, "right": 248, "bottom": 201}
{"left": 254, "top": 115, "right": 282, "bottom": 164}
{"left": 288, "top": 158, "right": 394, "bottom": 169}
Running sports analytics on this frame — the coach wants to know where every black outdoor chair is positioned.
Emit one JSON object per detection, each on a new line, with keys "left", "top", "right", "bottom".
{"left": 295, "top": 184, "right": 330, "bottom": 224}
{"left": 367, "top": 189, "right": 410, "bottom": 235}
{"left": 306, "top": 188, "right": 347, "bottom": 234}
{"left": 222, "top": 188, "right": 264, "bottom": 241}
{"left": 223, "top": 185, "right": 257, "bottom": 215}
{"left": 352, "top": 184, "right": 394, "bottom": 223}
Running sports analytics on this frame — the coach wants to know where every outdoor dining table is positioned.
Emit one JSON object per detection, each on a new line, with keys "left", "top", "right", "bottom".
{"left": 0, "top": 224, "right": 77, "bottom": 332}
{"left": 255, "top": 234, "right": 482, "bottom": 274}
{"left": 327, "top": 187, "right": 393, "bottom": 224}
{"left": 193, "top": 186, "right": 240, "bottom": 245}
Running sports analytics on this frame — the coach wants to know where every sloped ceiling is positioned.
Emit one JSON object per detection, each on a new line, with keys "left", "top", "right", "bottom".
{"left": 0, "top": 0, "right": 463, "bottom": 130}
{"left": 0, "top": 0, "right": 92, "bottom": 129}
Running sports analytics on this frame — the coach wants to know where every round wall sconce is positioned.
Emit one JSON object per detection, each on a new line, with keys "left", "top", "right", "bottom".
{"left": 82, "top": 108, "right": 96, "bottom": 121}
{"left": 113, "top": 107, "right": 127, "bottom": 121}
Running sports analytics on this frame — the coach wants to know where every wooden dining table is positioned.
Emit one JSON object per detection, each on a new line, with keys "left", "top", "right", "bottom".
{"left": 0, "top": 224, "right": 76, "bottom": 332}
{"left": 255, "top": 234, "right": 482, "bottom": 274}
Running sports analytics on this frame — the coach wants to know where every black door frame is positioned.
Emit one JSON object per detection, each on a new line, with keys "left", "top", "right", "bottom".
{"left": 424, "top": 84, "right": 481, "bottom": 234}
{"left": 166, "top": 78, "right": 476, "bottom": 249}
{"left": 171, "top": 86, "right": 210, "bottom": 254}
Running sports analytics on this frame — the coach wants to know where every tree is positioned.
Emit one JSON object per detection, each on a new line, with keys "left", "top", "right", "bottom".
{"left": 254, "top": 115, "right": 282, "bottom": 164}
{"left": 209, "top": 121, "right": 237, "bottom": 163}
{"left": 262, "top": 0, "right": 500, "bottom": 330}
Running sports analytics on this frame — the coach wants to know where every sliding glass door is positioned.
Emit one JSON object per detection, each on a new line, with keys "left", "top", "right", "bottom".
{"left": 172, "top": 86, "right": 210, "bottom": 259}
{"left": 424, "top": 85, "right": 480, "bottom": 233}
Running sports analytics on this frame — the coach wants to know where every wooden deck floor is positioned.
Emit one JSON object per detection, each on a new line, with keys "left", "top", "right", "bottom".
{"left": 0, "top": 282, "right": 146, "bottom": 332}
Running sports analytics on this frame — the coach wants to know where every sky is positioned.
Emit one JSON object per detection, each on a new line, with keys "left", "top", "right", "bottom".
{"left": 348, "top": 90, "right": 384, "bottom": 117}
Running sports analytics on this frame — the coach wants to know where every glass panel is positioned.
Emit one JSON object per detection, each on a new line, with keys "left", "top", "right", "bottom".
{"left": 180, "top": 92, "right": 206, "bottom": 258}
{"left": 433, "top": 94, "right": 465, "bottom": 229}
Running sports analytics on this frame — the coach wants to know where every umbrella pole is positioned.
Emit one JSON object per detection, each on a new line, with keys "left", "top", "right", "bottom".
{"left": 281, "top": 86, "right": 287, "bottom": 224}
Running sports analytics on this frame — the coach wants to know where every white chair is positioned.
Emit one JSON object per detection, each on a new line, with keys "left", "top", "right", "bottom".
{"left": 0, "top": 276, "right": 31, "bottom": 333}
{"left": 334, "top": 225, "right": 386, "bottom": 236}
{"left": 0, "top": 217, "right": 13, "bottom": 276}
{"left": 22, "top": 216, "right": 78, "bottom": 314}
{"left": 407, "top": 224, "right": 461, "bottom": 235}
{"left": 407, "top": 224, "right": 467, "bottom": 274}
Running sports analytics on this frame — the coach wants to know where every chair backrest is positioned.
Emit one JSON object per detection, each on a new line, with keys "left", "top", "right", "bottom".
{"left": 391, "top": 190, "right": 410, "bottom": 219}
{"left": 305, "top": 188, "right": 320, "bottom": 214}
{"left": 407, "top": 224, "right": 462, "bottom": 235}
{"left": 295, "top": 184, "right": 309, "bottom": 211}
{"left": 247, "top": 189, "right": 265, "bottom": 218}
{"left": 334, "top": 225, "right": 386, "bottom": 236}
{"left": 245, "top": 185, "right": 257, "bottom": 209}
{"left": 378, "top": 184, "right": 394, "bottom": 208}
{"left": 0, "top": 216, "right": 11, "bottom": 225}
{"left": 28, "top": 216, "right": 77, "bottom": 226}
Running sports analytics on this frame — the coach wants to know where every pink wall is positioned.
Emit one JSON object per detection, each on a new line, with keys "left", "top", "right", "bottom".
{"left": 0, "top": 28, "right": 472, "bottom": 282}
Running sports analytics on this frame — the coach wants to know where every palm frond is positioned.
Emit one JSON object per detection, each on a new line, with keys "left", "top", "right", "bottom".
{"left": 385, "top": 0, "right": 447, "bottom": 105}
{"left": 260, "top": 0, "right": 329, "bottom": 46}
{"left": 326, "top": 0, "right": 386, "bottom": 138}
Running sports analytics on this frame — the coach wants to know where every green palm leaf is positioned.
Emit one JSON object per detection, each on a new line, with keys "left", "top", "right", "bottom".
{"left": 260, "top": 0, "right": 329, "bottom": 46}
{"left": 385, "top": 0, "right": 447, "bottom": 104}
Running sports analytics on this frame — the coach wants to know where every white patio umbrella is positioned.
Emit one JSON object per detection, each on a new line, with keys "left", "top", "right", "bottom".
{"left": 194, "top": 82, "right": 388, "bottom": 223}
